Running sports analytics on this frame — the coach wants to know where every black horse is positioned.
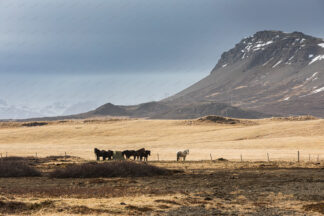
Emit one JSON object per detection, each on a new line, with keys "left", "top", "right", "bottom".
{"left": 94, "top": 148, "right": 102, "bottom": 161}
{"left": 102, "top": 150, "right": 114, "bottom": 160}
{"left": 134, "top": 148, "right": 146, "bottom": 161}
{"left": 142, "top": 150, "right": 151, "bottom": 161}
{"left": 122, "top": 150, "right": 136, "bottom": 160}
{"left": 94, "top": 148, "right": 113, "bottom": 161}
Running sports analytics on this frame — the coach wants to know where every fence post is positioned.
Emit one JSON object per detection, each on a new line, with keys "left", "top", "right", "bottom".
{"left": 267, "top": 153, "right": 270, "bottom": 162}
{"left": 65, "top": 152, "right": 67, "bottom": 159}
{"left": 35, "top": 152, "right": 37, "bottom": 158}
{"left": 317, "top": 155, "right": 320, "bottom": 162}
{"left": 210, "top": 153, "right": 213, "bottom": 161}
{"left": 0, "top": 153, "right": 2, "bottom": 158}
{"left": 157, "top": 153, "right": 159, "bottom": 161}
{"left": 240, "top": 154, "right": 243, "bottom": 162}
{"left": 297, "top": 151, "right": 300, "bottom": 163}
{"left": 6, "top": 152, "right": 7, "bottom": 158}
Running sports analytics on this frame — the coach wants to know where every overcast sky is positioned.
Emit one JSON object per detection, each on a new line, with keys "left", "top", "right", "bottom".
{"left": 1, "top": 0, "right": 324, "bottom": 118}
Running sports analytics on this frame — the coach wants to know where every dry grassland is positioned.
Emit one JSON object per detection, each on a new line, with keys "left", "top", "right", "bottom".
{"left": 0, "top": 117, "right": 324, "bottom": 161}
{"left": 0, "top": 117, "right": 323, "bottom": 215}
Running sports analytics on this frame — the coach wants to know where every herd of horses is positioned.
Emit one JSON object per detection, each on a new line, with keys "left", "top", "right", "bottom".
{"left": 94, "top": 148, "right": 190, "bottom": 161}
{"left": 94, "top": 148, "right": 151, "bottom": 161}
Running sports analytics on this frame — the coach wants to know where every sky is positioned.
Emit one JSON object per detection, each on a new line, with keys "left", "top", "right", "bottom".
{"left": 0, "top": 0, "right": 324, "bottom": 119}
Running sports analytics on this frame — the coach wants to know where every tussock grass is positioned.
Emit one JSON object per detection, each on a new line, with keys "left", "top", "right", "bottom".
{"left": 50, "top": 161, "right": 173, "bottom": 178}
{"left": 303, "top": 202, "right": 324, "bottom": 214}
{"left": 0, "top": 200, "right": 54, "bottom": 214}
{"left": 0, "top": 160, "right": 41, "bottom": 177}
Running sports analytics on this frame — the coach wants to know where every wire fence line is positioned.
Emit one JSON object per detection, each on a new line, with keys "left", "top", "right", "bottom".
{"left": 1, "top": 150, "right": 324, "bottom": 162}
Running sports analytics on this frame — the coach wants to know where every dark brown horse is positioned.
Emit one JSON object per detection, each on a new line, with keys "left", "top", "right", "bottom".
{"left": 122, "top": 150, "right": 136, "bottom": 160}
{"left": 142, "top": 150, "right": 151, "bottom": 161}
{"left": 94, "top": 148, "right": 113, "bottom": 160}
{"left": 102, "top": 150, "right": 114, "bottom": 160}
{"left": 134, "top": 148, "right": 146, "bottom": 161}
{"left": 94, "top": 148, "right": 102, "bottom": 161}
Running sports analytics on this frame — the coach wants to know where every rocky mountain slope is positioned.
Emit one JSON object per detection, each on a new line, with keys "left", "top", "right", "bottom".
{"left": 165, "top": 30, "right": 324, "bottom": 117}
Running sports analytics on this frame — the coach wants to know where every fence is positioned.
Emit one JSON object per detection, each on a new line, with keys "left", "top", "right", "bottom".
{"left": 1, "top": 150, "right": 324, "bottom": 162}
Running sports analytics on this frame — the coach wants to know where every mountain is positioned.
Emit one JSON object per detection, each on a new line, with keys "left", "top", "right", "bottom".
{"left": 8, "top": 30, "right": 324, "bottom": 121}
{"left": 164, "top": 30, "right": 324, "bottom": 117}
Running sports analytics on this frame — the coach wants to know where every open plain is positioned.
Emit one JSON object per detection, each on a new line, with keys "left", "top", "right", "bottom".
{"left": 1, "top": 116, "right": 324, "bottom": 161}
{"left": 0, "top": 117, "right": 324, "bottom": 215}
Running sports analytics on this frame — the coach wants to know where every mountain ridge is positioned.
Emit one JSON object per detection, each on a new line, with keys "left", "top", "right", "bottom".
{"left": 4, "top": 30, "right": 324, "bottom": 121}
{"left": 164, "top": 30, "right": 324, "bottom": 117}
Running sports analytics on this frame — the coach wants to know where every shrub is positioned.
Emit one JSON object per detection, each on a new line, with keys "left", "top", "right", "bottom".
{"left": 0, "top": 160, "right": 41, "bottom": 177}
{"left": 50, "top": 161, "right": 172, "bottom": 178}
{"left": 22, "top": 122, "right": 48, "bottom": 127}
{"left": 45, "top": 155, "right": 72, "bottom": 160}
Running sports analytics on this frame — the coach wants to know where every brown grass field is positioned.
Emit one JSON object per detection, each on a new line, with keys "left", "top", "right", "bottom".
{"left": 0, "top": 117, "right": 324, "bottom": 215}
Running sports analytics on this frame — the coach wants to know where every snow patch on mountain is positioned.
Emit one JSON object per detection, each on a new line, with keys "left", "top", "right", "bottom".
{"left": 244, "top": 40, "right": 274, "bottom": 53}
{"left": 309, "top": 55, "right": 324, "bottom": 65}
{"left": 272, "top": 60, "right": 282, "bottom": 68}
{"left": 312, "top": 86, "right": 324, "bottom": 94}
{"left": 283, "top": 97, "right": 290, "bottom": 101}
{"left": 306, "top": 72, "right": 319, "bottom": 81}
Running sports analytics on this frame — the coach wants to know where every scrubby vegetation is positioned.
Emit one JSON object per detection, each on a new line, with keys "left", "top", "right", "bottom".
{"left": 0, "top": 200, "right": 54, "bottom": 214}
{"left": 195, "top": 115, "right": 255, "bottom": 125}
{"left": 50, "top": 161, "right": 173, "bottom": 178}
{"left": 22, "top": 122, "right": 48, "bottom": 127}
{"left": 270, "top": 115, "right": 318, "bottom": 121}
{"left": 0, "top": 160, "right": 41, "bottom": 177}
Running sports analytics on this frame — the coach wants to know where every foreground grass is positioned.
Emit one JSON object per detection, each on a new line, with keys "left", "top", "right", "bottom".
{"left": 50, "top": 161, "right": 174, "bottom": 178}
{"left": 0, "top": 159, "right": 323, "bottom": 215}
{"left": 0, "top": 160, "right": 41, "bottom": 177}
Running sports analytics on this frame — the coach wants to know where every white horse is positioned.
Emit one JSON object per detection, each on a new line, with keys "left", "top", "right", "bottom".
{"left": 177, "top": 149, "right": 189, "bottom": 161}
